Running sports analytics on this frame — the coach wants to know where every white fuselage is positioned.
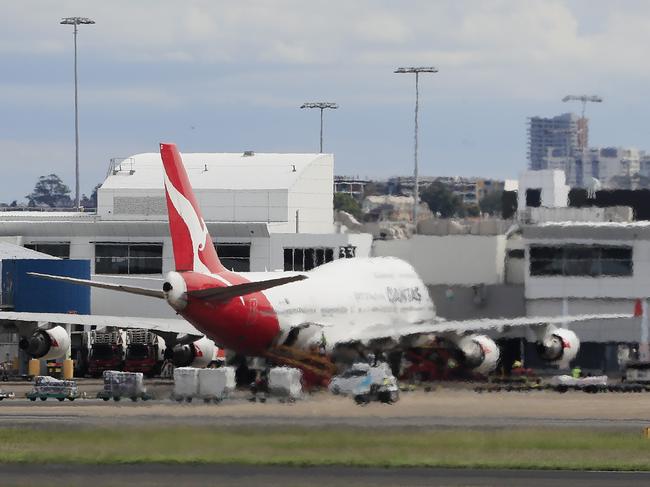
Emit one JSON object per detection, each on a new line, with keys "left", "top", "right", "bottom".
{"left": 239, "top": 257, "right": 436, "bottom": 351}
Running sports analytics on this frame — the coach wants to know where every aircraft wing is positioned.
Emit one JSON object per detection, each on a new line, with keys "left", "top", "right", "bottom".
{"left": 0, "top": 311, "right": 200, "bottom": 335}
{"left": 327, "top": 312, "right": 633, "bottom": 346}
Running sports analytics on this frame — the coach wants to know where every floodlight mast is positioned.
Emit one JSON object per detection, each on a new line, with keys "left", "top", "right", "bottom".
{"left": 395, "top": 67, "right": 438, "bottom": 225}
{"left": 300, "top": 102, "right": 338, "bottom": 153}
{"left": 60, "top": 17, "right": 95, "bottom": 210}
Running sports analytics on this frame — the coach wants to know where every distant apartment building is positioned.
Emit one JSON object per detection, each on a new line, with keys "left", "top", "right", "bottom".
{"left": 527, "top": 112, "right": 647, "bottom": 189}
{"left": 638, "top": 154, "right": 650, "bottom": 179}
{"left": 387, "top": 176, "right": 504, "bottom": 205}
{"left": 333, "top": 176, "right": 369, "bottom": 199}
{"left": 528, "top": 113, "right": 584, "bottom": 171}
{"left": 584, "top": 147, "right": 641, "bottom": 187}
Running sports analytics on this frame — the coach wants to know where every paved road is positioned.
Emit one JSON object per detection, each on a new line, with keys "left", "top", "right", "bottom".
{"left": 2, "top": 392, "right": 650, "bottom": 430}
{"left": 0, "top": 464, "right": 648, "bottom": 487}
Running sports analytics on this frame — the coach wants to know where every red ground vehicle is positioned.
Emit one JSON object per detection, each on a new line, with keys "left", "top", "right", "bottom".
{"left": 87, "top": 330, "right": 126, "bottom": 378}
{"left": 124, "top": 330, "right": 165, "bottom": 377}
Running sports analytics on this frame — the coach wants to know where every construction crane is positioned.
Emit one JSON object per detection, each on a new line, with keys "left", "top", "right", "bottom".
{"left": 562, "top": 95, "right": 603, "bottom": 149}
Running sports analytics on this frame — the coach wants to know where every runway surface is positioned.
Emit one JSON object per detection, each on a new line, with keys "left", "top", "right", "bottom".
{"left": 1, "top": 389, "right": 650, "bottom": 430}
{"left": 0, "top": 464, "right": 648, "bottom": 487}
{"left": 2, "top": 389, "right": 650, "bottom": 484}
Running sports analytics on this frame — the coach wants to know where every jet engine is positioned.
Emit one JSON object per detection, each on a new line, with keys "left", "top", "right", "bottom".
{"left": 19, "top": 325, "right": 70, "bottom": 360}
{"left": 537, "top": 328, "right": 580, "bottom": 363}
{"left": 163, "top": 271, "right": 187, "bottom": 311}
{"left": 172, "top": 336, "right": 215, "bottom": 368}
{"left": 457, "top": 334, "right": 500, "bottom": 375}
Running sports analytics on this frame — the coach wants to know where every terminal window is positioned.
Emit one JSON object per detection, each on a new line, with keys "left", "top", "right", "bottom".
{"left": 529, "top": 245, "right": 633, "bottom": 277}
{"left": 95, "top": 243, "right": 163, "bottom": 274}
{"left": 24, "top": 242, "right": 70, "bottom": 259}
{"left": 214, "top": 242, "right": 250, "bottom": 272}
{"left": 284, "top": 247, "right": 334, "bottom": 271}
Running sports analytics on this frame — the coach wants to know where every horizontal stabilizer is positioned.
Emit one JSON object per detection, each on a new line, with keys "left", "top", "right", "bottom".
{"left": 187, "top": 275, "right": 307, "bottom": 302}
{"left": 27, "top": 272, "right": 165, "bottom": 299}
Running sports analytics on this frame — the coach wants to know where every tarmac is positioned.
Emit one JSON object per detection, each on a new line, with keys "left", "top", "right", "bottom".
{"left": 1, "top": 385, "right": 650, "bottom": 429}
{"left": 3, "top": 383, "right": 650, "bottom": 484}
{"left": 0, "top": 464, "right": 648, "bottom": 487}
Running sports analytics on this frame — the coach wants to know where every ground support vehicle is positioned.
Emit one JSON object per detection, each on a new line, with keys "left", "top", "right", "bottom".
{"left": 172, "top": 367, "right": 199, "bottom": 402}
{"left": 329, "top": 362, "right": 399, "bottom": 404}
{"left": 341, "top": 363, "right": 399, "bottom": 405}
{"left": 0, "top": 390, "right": 14, "bottom": 400}
{"left": 329, "top": 363, "right": 372, "bottom": 396}
{"left": 88, "top": 330, "right": 126, "bottom": 378}
{"left": 475, "top": 374, "right": 544, "bottom": 393}
{"left": 198, "top": 367, "right": 236, "bottom": 403}
{"left": 625, "top": 361, "right": 650, "bottom": 383}
{"left": 548, "top": 375, "right": 608, "bottom": 393}
{"left": 268, "top": 367, "right": 303, "bottom": 402}
{"left": 172, "top": 367, "right": 237, "bottom": 403}
{"left": 97, "top": 370, "right": 151, "bottom": 402}
{"left": 125, "top": 329, "right": 165, "bottom": 377}
{"left": 27, "top": 376, "right": 79, "bottom": 402}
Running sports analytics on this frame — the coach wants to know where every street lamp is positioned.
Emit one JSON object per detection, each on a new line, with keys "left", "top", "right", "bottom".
{"left": 60, "top": 16, "right": 95, "bottom": 210}
{"left": 395, "top": 67, "right": 438, "bottom": 224}
{"left": 300, "top": 102, "right": 338, "bottom": 153}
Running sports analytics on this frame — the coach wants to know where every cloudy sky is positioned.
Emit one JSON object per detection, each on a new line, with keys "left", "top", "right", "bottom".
{"left": 2, "top": 1, "right": 650, "bottom": 202}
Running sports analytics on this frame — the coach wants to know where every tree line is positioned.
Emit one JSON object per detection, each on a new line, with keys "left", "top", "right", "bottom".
{"left": 1, "top": 174, "right": 100, "bottom": 209}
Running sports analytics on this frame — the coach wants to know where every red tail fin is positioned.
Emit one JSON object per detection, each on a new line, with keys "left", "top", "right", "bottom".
{"left": 160, "top": 143, "right": 224, "bottom": 274}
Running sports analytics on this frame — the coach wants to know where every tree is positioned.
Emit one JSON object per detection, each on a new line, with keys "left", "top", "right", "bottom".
{"left": 479, "top": 190, "right": 504, "bottom": 216}
{"left": 334, "top": 193, "right": 362, "bottom": 220}
{"left": 464, "top": 203, "right": 480, "bottom": 217}
{"left": 80, "top": 183, "right": 101, "bottom": 209}
{"left": 26, "top": 174, "right": 72, "bottom": 208}
{"left": 420, "top": 181, "right": 464, "bottom": 218}
{"left": 362, "top": 181, "right": 388, "bottom": 197}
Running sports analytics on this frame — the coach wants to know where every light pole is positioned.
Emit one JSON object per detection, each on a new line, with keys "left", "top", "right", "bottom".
{"left": 395, "top": 67, "right": 438, "bottom": 224}
{"left": 300, "top": 102, "right": 338, "bottom": 153}
{"left": 60, "top": 16, "right": 95, "bottom": 210}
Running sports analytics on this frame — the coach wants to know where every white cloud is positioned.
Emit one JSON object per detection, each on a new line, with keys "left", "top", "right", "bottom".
{"left": 0, "top": 84, "right": 182, "bottom": 109}
{"left": 3, "top": 0, "right": 650, "bottom": 188}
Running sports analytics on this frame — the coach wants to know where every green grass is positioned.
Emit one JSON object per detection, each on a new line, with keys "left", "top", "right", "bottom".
{"left": 2, "top": 426, "right": 650, "bottom": 470}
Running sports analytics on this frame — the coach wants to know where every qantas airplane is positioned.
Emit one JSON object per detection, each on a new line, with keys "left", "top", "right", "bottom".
{"left": 0, "top": 143, "right": 631, "bottom": 376}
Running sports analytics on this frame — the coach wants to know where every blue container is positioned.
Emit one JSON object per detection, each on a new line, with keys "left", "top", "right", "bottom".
{"left": 2, "top": 259, "right": 90, "bottom": 313}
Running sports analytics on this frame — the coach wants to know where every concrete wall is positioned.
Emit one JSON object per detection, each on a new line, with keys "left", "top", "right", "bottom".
{"left": 287, "top": 155, "right": 333, "bottom": 234}
{"left": 372, "top": 235, "right": 506, "bottom": 286}
{"left": 429, "top": 284, "right": 525, "bottom": 320}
